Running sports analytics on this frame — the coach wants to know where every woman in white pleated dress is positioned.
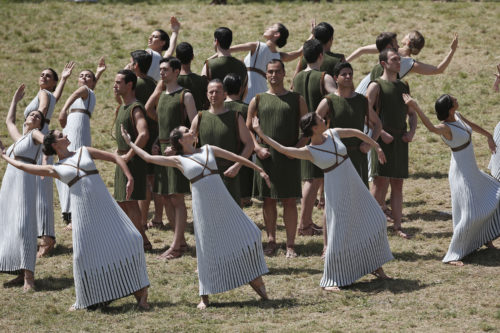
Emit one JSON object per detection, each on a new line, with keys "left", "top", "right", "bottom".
{"left": 403, "top": 94, "right": 500, "bottom": 266}
{"left": 253, "top": 113, "right": 393, "bottom": 290}
{"left": 23, "top": 62, "right": 75, "bottom": 257}
{"left": 121, "top": 125, "right": 270, "bottom": 309}
{"left": 56, "top": 59, "right": 106, "bottom": 229}
{"left": 0, "top": 84, "right": 45, "bottom": 291}
{"left": 2, "top": 129, "right": 150, "bottom": 310}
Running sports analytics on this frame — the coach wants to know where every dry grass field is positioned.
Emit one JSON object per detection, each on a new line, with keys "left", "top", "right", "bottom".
{"left": 0, "top": 0, "right": 499, "bottom": 332}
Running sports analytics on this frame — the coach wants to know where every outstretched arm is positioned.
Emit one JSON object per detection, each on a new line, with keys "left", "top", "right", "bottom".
{"left": 460, "top": 113, "right": 495, "bottom": 153}
{"left": 53, "top": 61, "right": 75, "bottom": 102}
{"left": 164, "top": 16, "right": 180, "bottom": 58}
{"left": 1, "top": 152, "right": 59, "bottom": 178}
{"left": 6, "top": 84, "right": 26, "bottom": 142}
{"left": 230, "top": 42, "right": 258, "bottom": 54}
{"left": 252, "top": 117, "right": 312, "bottom": 161}
{"left": 59, "top": 85, "right": 89, "bottom": 128}
{"left": 402, "top": 94, "right": 451, "bottom": 139}
{"left": 280, "top": 46, "right": 303, "bottom": 62}
{"left": 95, "top": 57, "right": 106, "bottom": 84}
{"left": 410, "top": 33, "right": 458, "bottom": 75}
{"left": 346, "top": 44, "right": 378, "bottom": 62}
{"left": 335, "top": 128, "right": 386, "bottom": 164}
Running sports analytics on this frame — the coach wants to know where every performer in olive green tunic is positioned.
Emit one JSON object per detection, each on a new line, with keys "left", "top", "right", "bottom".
{"left": 177, "top": 42, "right": 209, "bottom": 111}
{"left": 202, "top": 27, "right": 248, "bottom": 98}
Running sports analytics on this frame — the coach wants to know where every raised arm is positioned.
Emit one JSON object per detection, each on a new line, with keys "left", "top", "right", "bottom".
{"left": 280, "top": 46, "right": 303, "bottom": 62}
{"left": 335, "top": 128, "right": 386, "bottom": 164}
{"left": 53, "top": 61, "right": 75, "bottom": 102}
{"left": 6, "top": 84, "right": 26, "bottom": 142}
{"left": 145, "top": 81, "right": 164, "bottom": 121}
{"left": 1, "top": 152, "right": 59, "bottom": 179}
{"left": 95, "top": 57, "right": 106, "bottom": 85}
{"left": 164, "top": 16, "right": 180, "bottom": 58}
{"left": 252, "top": 117, "right": 312, "bottom": 161}
{"left": 460, "top": 113, "right": 495, "bottom": 153}
{"left": 230, "top": 41, "right": 258, "bottom": 54}
{"left": 410, "top": 33, "right": 458, "bottom": 75}
{"left": 346, "top": 44, "right": 378, "bottom": 62}
{"left": 402, "top": 94, "right": 451, "bottom": 139}
{"left": 58, "top": 85, "right": 89, "bottom": 128}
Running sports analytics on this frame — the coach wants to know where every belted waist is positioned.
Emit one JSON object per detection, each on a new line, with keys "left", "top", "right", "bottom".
{"left": 68, "top": 108, "right": 91, "bottom": 117}
{"left": 68, "top": 169, "right": 99, "bottom": 187}
{"left": 190, "top": 169, "right": 219, "bottom": 184}
{"left": 247, "top": 67, "right": 266, "bottom": 78}
{"left": 323, "top": 156, "right": 349, "bottom": 173}
{"left": 451, "top": 140, "right": 471, "bottom": 152}
{"left": 382, "top": 125, "right": 406, "bottom": 135}
{"left": 15, "top": 156, "right": 37, "bottom": 164}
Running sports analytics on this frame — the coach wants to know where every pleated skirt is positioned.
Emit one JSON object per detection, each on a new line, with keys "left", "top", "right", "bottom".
{"left": 36, "top": 154, "right": 55, "bottom": 238}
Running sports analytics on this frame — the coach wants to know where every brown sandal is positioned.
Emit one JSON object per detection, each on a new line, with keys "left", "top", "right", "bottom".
{"left": 264, "top": 241, "right": 277, "bottom": 256}
{"left": 146, "top": 220, "right": 165, "bottom": 230}
{"left": 298, "top": 224, "right": 322, "bottom": 236}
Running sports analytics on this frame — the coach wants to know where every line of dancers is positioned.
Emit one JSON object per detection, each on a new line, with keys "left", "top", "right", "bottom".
{"left": 0, "top": 17, "right": 499, "bottom": 311}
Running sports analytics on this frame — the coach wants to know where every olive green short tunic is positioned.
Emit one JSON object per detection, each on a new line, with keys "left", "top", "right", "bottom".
{"left": 206, "top": 56, "right": 248, "bottom": 91}
{"left": 224, "top": 100, "right": 253, "bottom": 199}
{"left": 198, "top": 109, "right": 242, "bottom": 203}
{"left": 136, "top": 76, "right": 158, "bottom": 175}
{"left": 299, "top": 51, "right": 345, "bottom": 76}
{"left": 326, "top": 93, "right": 369, "bottom": 186}
{"left": 114, "top": 101, "right": 148, "bottom": 201}
{"left": 178, "top": 73, "right": 209, "bottom": 111}
{"left": 371, "top": 78, "right": 410, "bottom": 179}
{"left": 254, "top": 92, "right": 301, "bottom": 199}
{"left": 154, "top": 89, "right": 191, "bottom": 195}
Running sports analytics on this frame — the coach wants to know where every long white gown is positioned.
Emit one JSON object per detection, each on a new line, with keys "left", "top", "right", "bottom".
{"left": 307, "top": 129, "right": 393, "bottom": 288}
{"left": 243, "top": 41, "right": 280, "bottom": 104}
{"left": 178, "top": 145, "right": 268, "bottom": 295}
{"left": 440, "top": 113, "right": 500, "bottom": 262}
{"left": 488, "top": 121, "right": 500, "bottom": 180}
{"left": 24, "top": 90, "right": 56, "bottom": 238}
{"left": 0, "top": 131, "right": 41, "bottom": 274}
{"left": 56, "top": 87, "right": 95, "bottom": 214}
{"left": 53, "top": 147, "right": 149, "bottom": 309}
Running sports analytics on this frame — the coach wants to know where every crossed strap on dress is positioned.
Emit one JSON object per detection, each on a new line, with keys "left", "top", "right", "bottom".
{"left": 308, "top": 129, "right": 349, "bottom": 173}
{"left": 183, "top": 147, "right": 218, "bottom": 184}
{"left": 246, "top": 42, "right": 266, "bottom": 79}
{"left": 68, "top": 88, "right": 94, "bottom": 118}
{"left": 57, "top": 148, "right": 99, "bottom": 187}
{"left": 8, "top": 130, "right": 41, "bottom": 164}
{"left": 444, "top": 116, "right": 472, "bottom": 152}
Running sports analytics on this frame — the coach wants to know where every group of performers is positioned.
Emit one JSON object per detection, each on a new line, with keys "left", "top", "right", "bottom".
{"left": 0, "top": 17, "right": 499, "bottom": 311}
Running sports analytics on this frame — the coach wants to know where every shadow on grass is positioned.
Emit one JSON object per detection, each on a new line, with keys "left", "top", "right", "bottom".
{"left": 405, "top": 210, "right": 451, "bottom": 222}
{"left": 51, "top": 244, "right": 73, "bottom": 256}
{"left": 464, "top": 248, "right": 500, "bottom": 267}
{"left": 420, "top": 231, "right": 453, "bottom": 239}
{"left": 36, "top": 276, "right": 73, "bottom": 291}
{"left": 259, "top": 241, "right": 324, "bottom": 257}
{"left": 268, "top": 267, "right": 322, "bottom": 275}
{"left": 387, "top": 226, "right": 421, "bottom": 236}
{"left": 349, "top": 278, "right": 431, "bottom": 294}
{"left": 403, "top": 200, "right": 427, "bottom": 208}
{"left": 392, "top": 251, "right": 442, "bottom": 262}
{"left": 101, "top": 300, "right": 176, "bottom": 314}
{"left": 410, "top": 171, "right": 448, "bottom": 179}
{"left": 210, "top": 297, "right": 298, "bottom": 309}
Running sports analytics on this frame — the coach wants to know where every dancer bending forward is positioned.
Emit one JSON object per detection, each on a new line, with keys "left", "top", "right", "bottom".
{"left": 2, "top": 130, "right": 150, "bottom": 310}
{"left": 253, "top": 113, "right": 393, "bottom": 290}
{"left": 122, "top": 125, "right": 270, "bottom": 309}
{"left": 404, "top": 94, "right": 500, "bottom": 265}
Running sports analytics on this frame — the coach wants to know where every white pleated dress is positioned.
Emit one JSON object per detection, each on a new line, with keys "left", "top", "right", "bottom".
{"left": 53, "top": 147, "right": 149, "bottom": 309}
{"left": 0, "top": 131, "right": 41, "bottom": 274}
{"left": 56, "top": 87, "right": 95, "bottom": 214}
{"left": 488, "top": 121, "right": 500, "bottom": 180}
{"left": 243, "top": 42, "right": 280, "bottom": 104}
{"left": 178, "top": 145, "right": 268, "bottom": 295}
{"left": 441, "top": 113, "right": 500, "bottom": 262}
{"left": 308, "top": 129, "right": 393, "bottom": 288}
{"left": 24, "top": 90, "right": 56, "bottom": 238}
{"left": 146, "top": 48, "right": 162, "bottom": 82}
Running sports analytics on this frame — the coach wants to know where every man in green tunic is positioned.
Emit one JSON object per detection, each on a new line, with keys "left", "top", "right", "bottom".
{"left": 145, "top": 57, "right": 197, "bottom": 259}
{"left": 201, "top": 27, "right": 248, "bottom": 99}
{"left": 293, "top": 39, "right": 336, "bottom": 237}
{"left": 176, "top": 42, "right": 209, "bottom": 111}
{"left": 247, "top": 59, "right": 308, "bottom": 258}
{"left": 223, "top": 73, "right": 253, "bottom": 206}
{"left": 366, "top": 49, "right": 417, "bottom": 239}
{"left": 113, "top": 69, "right": 151, "bottom": 250}
{"left": 191, "top": 79, "right": 253, "bottom": 205}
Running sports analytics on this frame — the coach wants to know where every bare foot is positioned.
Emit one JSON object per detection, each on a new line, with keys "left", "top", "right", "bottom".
{"left": 63, "top": 223, "right": 72, "bottom": 231}
{"left": 447, "top": 261, "right": 464, "bottom": 266}
{"left": 383, "top": 207, "right": 394, "bottom": 222}
{"left": 23, "top": 275, "right": 35, "bottom": 292}
{"left": 134, "top": 287, "right": 150, "bottom": 310}
{"left": 197, "top": 296, "right": 209, "bottom": 310}
{"left": 264, "top": 241, "right": 277, "bottom": 256}
{"left": 249, "top": 277, "right": 268, "bottom": 300}
{"left": 322, "top": 286, "right": 341, "bottom": 292}
{"left": 371, "top": 267, "right": 392, "bottom": 280}
{"left": 68, "top": 305, "right": 77, "bottom": 312}
{"left": 392, "top": 226, "right": 411, "bottom": 239}
{"left": 156, "top": 247, "right": 183, "bottom": 260}
{"left": 285, "top": 247, "right": 297, "bottom": 258}
{"left": 485, "top": 241, "right": 497, "bottom": 249}
{"left": 37, "top": 236, "right": 55, "bottom": 258}
{"left": 321, "top": 246, "right": 327, "bottom": 260}
{"left": 3, "top": 273, "right": 24, "bottom": 287}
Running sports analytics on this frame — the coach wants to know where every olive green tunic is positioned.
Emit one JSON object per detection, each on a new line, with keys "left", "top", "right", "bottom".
{"left": 178, "top": 73, "right": 209, "bottom": 111}
{"left": 206, "top": 56, "right": 248, "bottom": 86}
{"left": 224, "top": 100, "right": 253, "bottom": 199}
{"left": 198, "top": 109, "right": 242, "bottom": 203}
{"left": 372, "top": 78, "right": 410, "bottom": 178}
{"left": 136, "top": 76, "right": 158, "bottom": 174}
{"left": 299, "top": 51, "right": 345, "bottom": 76}
{"left": 114, "top": 101, "right": 148, "bottom": 201}
{"left": 293, "top": 69, "right": 327, "bottom": 180}
{"left": 154, "top": 89, "right": 191, "bottom": 195}
{"left": 326, "top": 93, "right": 369, "bottom": 186}
{"left": 254, "top": 92, "right": 301, "bottom": 199}
{"left": 370, "top": 64, "right": 400, "bottom": 81}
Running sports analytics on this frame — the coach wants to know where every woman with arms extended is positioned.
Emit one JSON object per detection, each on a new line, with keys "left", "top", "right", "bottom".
{"left": 2, "top": 129, "right": 150, "bottom": 310}
{"left": 24, "top": 61, "right": 75, "bottom": 257}
{"left": 403, "top": 94, "right": 500, "bottom": 266}
{"left": 57, "top": 58, "right": 106, "bottom": 229}
{"left": 0, "top": 85, "right": 45, "bottom": 291}
{"left": 253, "top": 113, "right": 393, "bottom": 290}
{"left": 121, "top": 124, "right": 270, "bottom": 309}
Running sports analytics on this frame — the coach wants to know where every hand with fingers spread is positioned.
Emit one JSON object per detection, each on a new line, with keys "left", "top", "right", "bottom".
{"left": 61, "top": 61, "right": 76, "bottom": 80}
{"left": 170, "top": 16, "right": 181, "bottom": 33}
